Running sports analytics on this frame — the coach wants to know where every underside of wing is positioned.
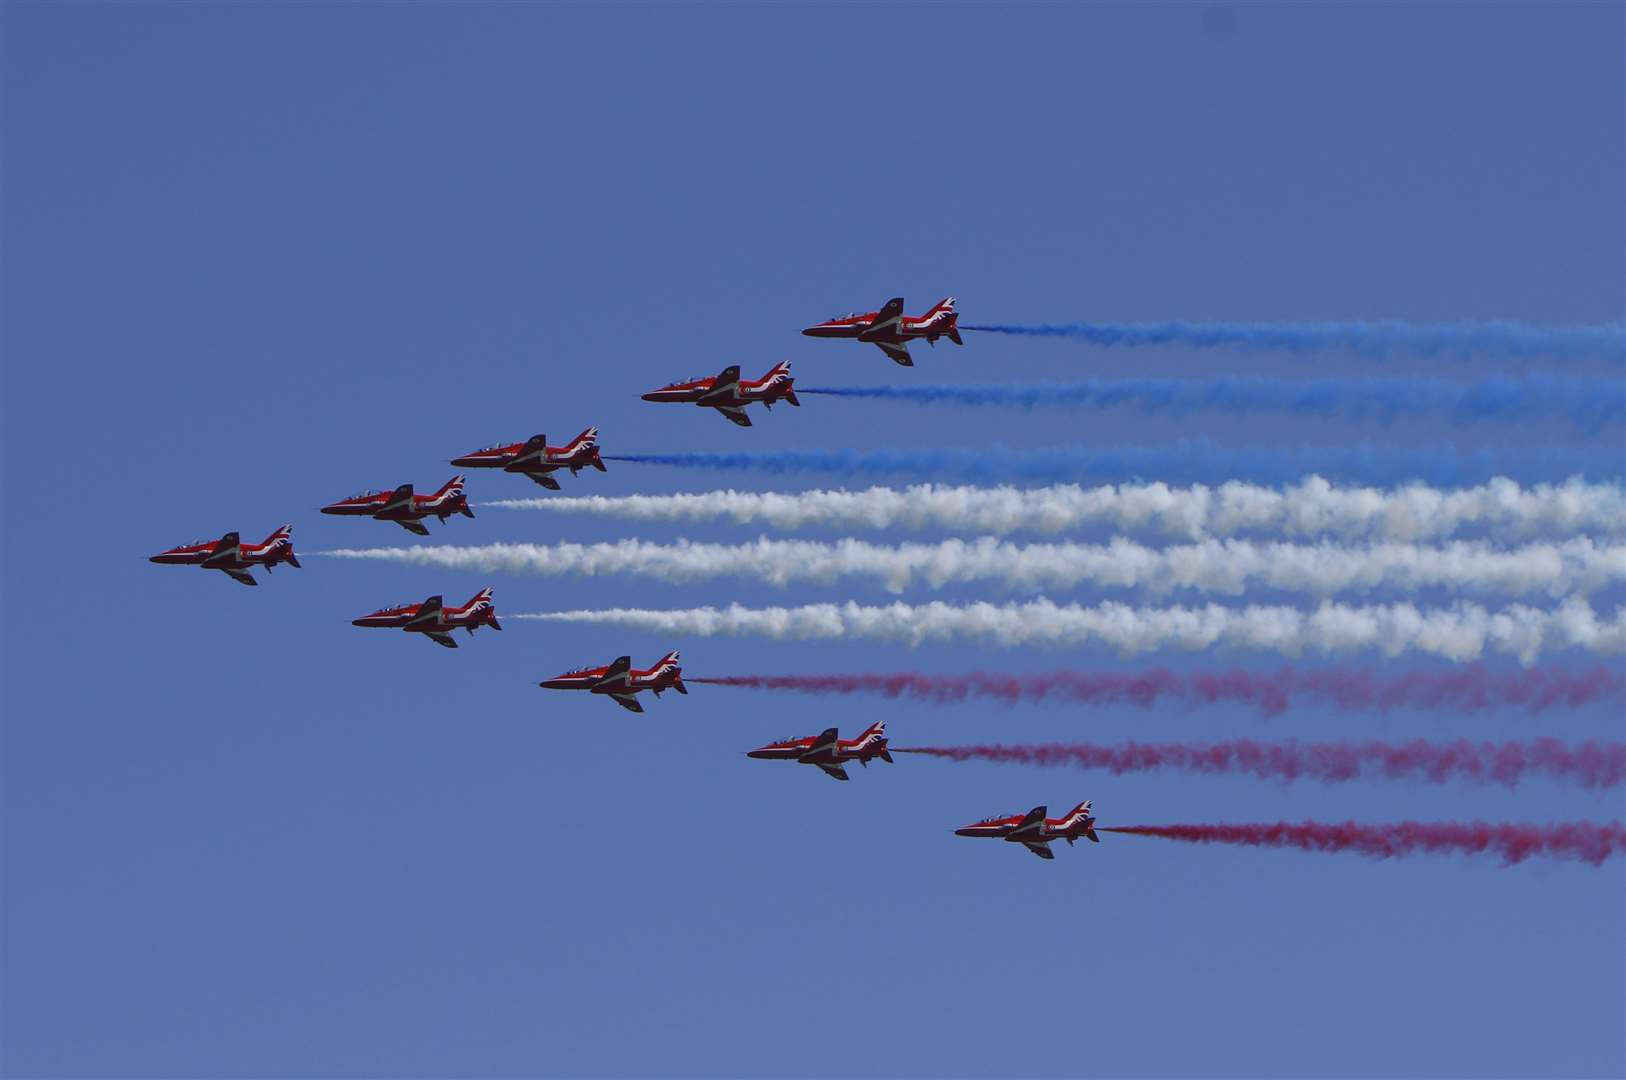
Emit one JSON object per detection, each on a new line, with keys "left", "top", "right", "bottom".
{"left": 221, "top": 568, "right": 258, "bottom": 586}
{"left": 395, "top": 519, "right": 431, "bottom": 536}
{"left": 528, "top": 472, "right": 562, "bottom": 490}
{"left": 717, "top": 406, "right": 752, "bottom": 427}
{"left": 815, "top": 763, "right": 850, "bottom": 781}
{"left": 874, "top": 341, "right": 913, "bottom": 366}
{"left": 427, "top": 631, "right": 458, "bottom": 648}
{"left": 1022, "top": 841, "right": 1056, "bottom": 860}
{"left": 1008, "top": 806, "right": 1048, "bottom": 840}
{"left": 404, "top": 597, "right": 444, "bottom": 630}
{"left": 696, "top": 366, "right": 741, "bottom": 406}
{"left": 610, "top": 693, "right": 645, "bottom": 713}
{"left": 593, "top": 656, "right": 633, "bottom": 690}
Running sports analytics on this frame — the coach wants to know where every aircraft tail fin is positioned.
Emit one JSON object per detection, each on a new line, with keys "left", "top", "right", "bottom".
{"left": 575, "top": 427, "right": 609, "bottom": 471}
{"left": 265, "top": 525, "right": 300, "bottom": 568}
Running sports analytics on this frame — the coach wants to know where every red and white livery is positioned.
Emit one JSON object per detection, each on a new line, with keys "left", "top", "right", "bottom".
{"left": 148, "top": 525, "right": 301, "bottom": 587}
{"left": 641, "top": 362, "right": 799, "bottom": 428}
{"left": 954, "top": 800, "right": 1099, "bottom": 860}
{"left": 746, "top": 720, "right": 892, "bottom": 782}
{"left": 321, "top": 476, "right": 473, "bottom": 536}
{"left": 351, "top": 587, "right": 501, "bottom": 648}
{"left": 801, "top": 296, "right": 961, "bottom": 366}
{"left": 451, "top": 428, "right": 606, "bottom": 491}
{"left": 539, "top": 651, "right": 685, "bottom": 712}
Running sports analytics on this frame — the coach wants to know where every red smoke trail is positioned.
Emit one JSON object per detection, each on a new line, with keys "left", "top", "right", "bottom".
{"left": 690, "top": 665, "right": 1625, "bottom": 717}
{"left": 894, "top": 738, "right": 1626, "bottom": 788}
{"left": 1099, "top": 821, "right": 1626, "bottom": 866}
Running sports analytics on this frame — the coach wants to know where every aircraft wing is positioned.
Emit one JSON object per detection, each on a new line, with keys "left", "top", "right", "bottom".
{"left": 426, "top": 631, "right": 458, "bottom": 648}
{"left": 527, "top": 472, "right": 562, "bottom": 490}
{"left": 379, "top": 484, "right": 415, "bottom": 514}
{"left": 394, "top": 519, "right": 432, "bottom": 536}
{"left": 814, "top": 763, "right": 850, "bottom": 781}
{"left": 1022, "top": 841, "right": 1056, "bottom": 860}
{"left": 872, "top": 340, "right": 914, "bottom": 366}
{"left": 610, "top": 693, "right": 645, "bottom": 713}
{"left": 221, "top": 568, "right": 258, "bottom": 586}
{"left": 593, "top": 655, "right": 633, "bottom": 689}
{"left": 804, "top": 727, "right": 841, "bottom": 760}
{"left": 200, "top": 532, "right": 242, "bottom": 569}
{"left": 404, "top": 595, "right": 445, "bottom": 629}
{"left": 716, "top": 406, "right": 752, "bottom": 427}
{"left": 696, "top": 365, "right": 742, "bottom": 406}
{"left": 1008, "top": 805, "right": 1048, "bottom": 840}
{"left": 856, "top": 298, "right": 906, "bottom": 341}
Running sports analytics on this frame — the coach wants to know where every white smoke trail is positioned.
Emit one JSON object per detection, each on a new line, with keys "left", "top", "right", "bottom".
{"left": 316, "top": 537, "right": 1626, "bottom": 599}
{"left": 486, "top": 477, "right": 1626, "bottom": 542}
{"left": 508, "top": 599, "right": 1626, "bottom": 664}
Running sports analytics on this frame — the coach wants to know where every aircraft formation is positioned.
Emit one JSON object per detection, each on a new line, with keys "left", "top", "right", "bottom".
{"left": 149, "top": 295, "right": 1097, "bottom": 859}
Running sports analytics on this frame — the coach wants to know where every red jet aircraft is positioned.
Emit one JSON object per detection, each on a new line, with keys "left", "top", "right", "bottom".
{"left": 148, "top": 525, "right": 300, "bottom": 586}
{"left": 321, "top": 476, "right": 473, "bottom": 535}
{"left": 746, "top": 720, "right": 892, "bottom": 781}
{"left": 954, "top": 800, "right": 1099, "bottom": 859}
{"left": 351, "top": 587, "right": 500, "bottom": 648}
{"left": 539, "top": 651, "right": 685, "bottom": 712}
{"left": 451, "top": 428, "right": 606, "bottom": 490}
{"left": 641, "top": 362, "right": 798, "bottom": 427}
{"left": 801, "top": 296, "right": 961, "bottom": 366}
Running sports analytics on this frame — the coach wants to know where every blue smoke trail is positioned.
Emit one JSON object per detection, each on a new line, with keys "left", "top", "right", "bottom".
{"left": 800, "top": 375, "right": 1624, "bottom": 431}
{"left": 604, "top": 441, "right": 1620, "bottom": 487}
{"left": 960, "top": 319, "right": 1626, "bottom": 360}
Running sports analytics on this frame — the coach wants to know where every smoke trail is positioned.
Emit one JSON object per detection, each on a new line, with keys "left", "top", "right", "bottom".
{"left": 896, "top": 738, "right": 1626, "bottom": 789}
{"left": 959, "top": 319, "right": 1626, "bottom": 360}
{"left": 1098, "top": 821, "right": 1626, "bottom": 866}
{"left": 510, "top": 598, "right": 1626, "bottom": 663}
{"left": 801, "top": 375, "right": 1625, "bottom": 429}
{"left": 689, "top": 665, "right": 1626, "bottom": 717}
{"left": 603, "top": 441, "right": 1619, "bottom": 487}
{"left": 487, "top": 477, "right": 1626, "bottom": 542}
{"left": 317, "top": 536, "right": 1626, "bottom": 599}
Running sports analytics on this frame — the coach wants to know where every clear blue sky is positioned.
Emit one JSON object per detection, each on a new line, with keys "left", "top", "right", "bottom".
{"left": 3, "top": 3, "right": 1623, "bottom": 1077}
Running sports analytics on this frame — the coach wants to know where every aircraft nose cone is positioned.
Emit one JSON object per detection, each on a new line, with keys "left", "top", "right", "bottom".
{"left": 640, "top": 391, "right": 661, "bottom": 402}
{"left": 147, "top": 554, "right": 166, "bottom": 563}
{"left": 746, "top": 749, "right": 772, "bottom": 759}
{"left": 450, "top": 455, "right": 477, "bottom": 467}
{"left": 954, "top": 826, "right": 978, "bottom": 837}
